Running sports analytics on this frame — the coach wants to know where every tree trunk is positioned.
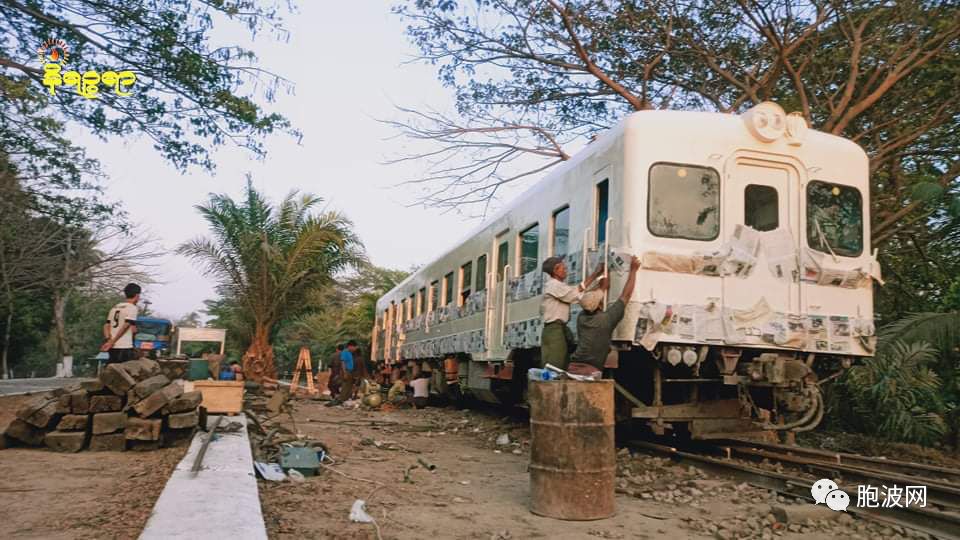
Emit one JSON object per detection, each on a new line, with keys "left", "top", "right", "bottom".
{"left": 243, "top": 323, "right": 277, "bottom": 383}
{"left": 2, "top": 308, "right": 12, "bottom": 380}
{"left": 53, "top": 288, "right": 70, "bottom": 359}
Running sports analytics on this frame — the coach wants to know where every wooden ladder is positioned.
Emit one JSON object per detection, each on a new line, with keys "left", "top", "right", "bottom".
{"left": 290, "top": 347, "right": 317, "bottom": 396}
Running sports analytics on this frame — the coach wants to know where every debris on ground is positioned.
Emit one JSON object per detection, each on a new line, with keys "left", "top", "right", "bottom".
{"left": 2, "top": 358, "right": 202, "bottom": 452}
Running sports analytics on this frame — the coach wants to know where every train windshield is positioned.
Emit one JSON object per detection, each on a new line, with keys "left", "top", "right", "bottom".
{"left": 807, "top": 180, "right": 863, "bottom": 257}
{"left": 648, "top": 163, "right": 720, "bottom": 241}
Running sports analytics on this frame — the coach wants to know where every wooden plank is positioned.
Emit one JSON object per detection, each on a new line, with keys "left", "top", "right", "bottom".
{"left": 192, "top": 381, "right": 244, "bottom": 413}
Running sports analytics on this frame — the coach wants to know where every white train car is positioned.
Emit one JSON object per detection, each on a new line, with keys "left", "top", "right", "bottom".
{"left": 373, "top": 102, "right": 879, "bottom": 438}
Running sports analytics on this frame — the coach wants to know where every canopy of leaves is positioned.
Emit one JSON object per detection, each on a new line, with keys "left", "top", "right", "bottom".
{"left": 0, "top": 0, "right": 299, "bottom": 175}
{"left": 393, "top": 0, "right": 960, "bottom": 246}
{"left": 178, "top": 179, "right": 366, "bottom": 376}
{"left": 282, "top": 264, "right": 411, "bottom": 360}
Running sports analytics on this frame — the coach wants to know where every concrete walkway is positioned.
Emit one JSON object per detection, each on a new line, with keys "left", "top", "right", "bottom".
{"left": 0, "top": 377, "right": 87, "bottom": 397}
{"left": 139, "top": 415, "right": 267, "bottom": 540}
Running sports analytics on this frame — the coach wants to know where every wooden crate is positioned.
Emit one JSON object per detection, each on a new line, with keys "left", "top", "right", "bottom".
{"left": 192, "top": 380, "right": 244, "bottom": 413}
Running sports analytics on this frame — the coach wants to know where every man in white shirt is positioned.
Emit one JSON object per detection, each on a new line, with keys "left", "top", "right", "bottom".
{"left": 100, "top": 283, "right": 142, "bottom": 364}
{"left": 540, "top": 257, "right": 604, "bottom": 369}
{"left": 410, "top": 371, "right": 430, "bottom": 409}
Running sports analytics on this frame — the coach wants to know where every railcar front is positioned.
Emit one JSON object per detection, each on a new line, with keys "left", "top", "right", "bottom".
{"left": 608, "top": 102, "right": 878, "bottom": 438}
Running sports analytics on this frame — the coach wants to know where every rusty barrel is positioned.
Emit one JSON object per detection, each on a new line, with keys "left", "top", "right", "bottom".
{"left": 528, "top": 379, "right": 615, "bottom": 520}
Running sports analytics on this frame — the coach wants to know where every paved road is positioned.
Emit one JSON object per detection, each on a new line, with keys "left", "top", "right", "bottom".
{"left": 0, "top": 377, "right": 88, "bottom": 397}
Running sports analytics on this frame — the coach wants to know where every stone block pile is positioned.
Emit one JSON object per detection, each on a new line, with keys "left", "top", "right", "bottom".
{"left": 3, "top": 358, "right": 203, "bottom": 452}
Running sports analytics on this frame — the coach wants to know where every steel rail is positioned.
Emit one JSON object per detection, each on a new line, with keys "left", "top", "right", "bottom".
{"left": 710, "top": 444, "right": 960, "bottom": 512}
{"left": 630, "top": 440, "right": 960, "bottom": 540}
{"left": 723, "top": 439, "right": 960, "bottom": 486}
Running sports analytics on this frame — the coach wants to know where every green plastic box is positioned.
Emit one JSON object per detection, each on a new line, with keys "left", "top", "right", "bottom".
{"left": 279, "top": 447, "right": 320, "bottom": 477}
{"left": 188, "top": 359, "right": 209, "bottom": 381}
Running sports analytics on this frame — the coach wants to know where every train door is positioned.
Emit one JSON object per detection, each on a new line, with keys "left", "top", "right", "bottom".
{"left": 722, "top": 158, "right": 801, "bottom": 317}
{"left": 487, "top": 231, "right": 511, "bottom": 359}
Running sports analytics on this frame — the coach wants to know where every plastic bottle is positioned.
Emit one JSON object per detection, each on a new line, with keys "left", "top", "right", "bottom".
{"left": 527, "top": 368, "right": 557, "bottom": 381}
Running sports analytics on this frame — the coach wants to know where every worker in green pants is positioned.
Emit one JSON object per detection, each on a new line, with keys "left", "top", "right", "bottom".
{"left": 539, "top": 257, "right": 604, "bottom": 370}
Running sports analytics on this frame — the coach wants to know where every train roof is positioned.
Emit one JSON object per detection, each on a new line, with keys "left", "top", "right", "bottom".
{"left": 378, "top": 106, "right": 867, "bottom": 310}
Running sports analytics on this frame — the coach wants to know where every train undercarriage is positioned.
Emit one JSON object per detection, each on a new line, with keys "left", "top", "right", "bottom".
{"left": 401, "top": 342, "right": 848, "bottom": 441}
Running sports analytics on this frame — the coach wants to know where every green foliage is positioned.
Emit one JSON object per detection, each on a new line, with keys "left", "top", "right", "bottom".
{"left": 844, "top": 340, "right": 946, "bottom": 445}
{"left": 0, "top": 0, "right": 298, "bottom": 173}
{"left": 280, "top": 264, "right": 410, "bottom": 361}
{"left": 179, "top": 180, "right": 366, "bottom": 372}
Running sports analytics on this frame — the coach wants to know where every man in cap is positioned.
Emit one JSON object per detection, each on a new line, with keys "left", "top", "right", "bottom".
{"left": 540, "top": 256, "right": 605, "bottom": 370}
{"left": 569, "top": 255, "right": 641, "bottom": 372}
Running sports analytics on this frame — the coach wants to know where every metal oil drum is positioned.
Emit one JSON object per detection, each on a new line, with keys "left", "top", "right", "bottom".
{"left": 528, "top": 379, "right": 615, "bottom": 520}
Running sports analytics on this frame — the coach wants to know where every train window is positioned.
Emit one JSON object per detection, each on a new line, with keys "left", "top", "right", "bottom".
{"left": 807, "top": 181, "right": 863, "bottom": 257}
{"left": 648, "top": 163, "right": 720, "bottom": 241}
{"left": 419, "top": 287, "right": 426, "bottom": 314}
{"left": 430, "top": 281, "right": 439, "bottom": 311}
{"left": 596, "top": 180, "right": 609, "bottom": 245}
{"left": 408, "top": 294, "right": 415, "bottom": 318}
{"left": 444, "top": 272, "right": 454, "bottom": 305}
{"left": 745, "top": 184, "right": 779, "bottom": 231}
{"left": 476, "top": 254, "right": 487, "bottom": 291}
{"left": 460, "top": 261, "right": 472, "bottom": 304}
{"left": 552, "top": 206, "right": 570, "bottom": 257}
{"left": 497, "top": 239, "right": 509, "bottom": 281}
{"left": 519, "top": 224, "right": 539, "bottom": 275}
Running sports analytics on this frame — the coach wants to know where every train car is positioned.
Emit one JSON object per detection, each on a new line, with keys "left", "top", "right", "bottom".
{"left": 372, "top": 102, "right": 880, "bottom": 439}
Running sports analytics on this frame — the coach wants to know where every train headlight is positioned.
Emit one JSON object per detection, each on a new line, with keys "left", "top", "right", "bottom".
{"left": 666, "top": 347, "right": 682, "bottom": 366}
{"left": 682, "top": 348, "right": 698, "bottom": 366}
{"left": 743, "top": 102, "right": 787, "bottom": 143}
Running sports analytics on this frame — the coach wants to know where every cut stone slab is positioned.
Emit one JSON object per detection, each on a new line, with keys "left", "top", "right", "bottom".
{"left": 21, "top": 400, "right": 60, "bottom": 428}
{"left": 125, "top": 417, "right": 162, "bottom": 441}
{"left": 164, "top": 391, "right": 203, "bottom": 414}
{"left": 92, "top": 412, "right": 127, "bottom": 435}
{"left": 45, "top": 430, "right": 88, "bottom": 452}
{"left": 770, "top": 504, "right": 840, "bottom": 524}
{"left": 56, "top": 414, "right": 90, "bottom": 431}
{"left": 4, "top": 419, "right": 46, "bottom": 446}
{"left": 119, "top": 358, "right": 161, "bottom": 382}
{"left": 80, "top": 379, "right": 106, "bottom": 393}
{"left": 70, "top": 391, "right": 90, "bottom": 414}
{"left": 44, "top": 383, "right": 82, "bottom": 399}
{"left": 168, "top": 410, "right": 199, "bottom": 429}
{"left": 16, "top": 395, "right": 55, "bottom": 420}
{"left": 101, "top": 363, "right": 136, "bottom": 394}
{"left": 55, "top": 394, "right": 72, "bottom": 414}
{"left": 134, "top": 383, "right": 184, "bottom": 417}
{"left": 133, "top": 374, "right": 171, "bottom": 400}
{"left": 89, "top": 395, "right": 123, "bottom": 413}
{"left": 89, "top": 432, "right": 127, "bottom": 452}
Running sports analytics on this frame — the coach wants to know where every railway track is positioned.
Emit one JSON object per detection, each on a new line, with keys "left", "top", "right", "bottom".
{"left": 631, "top": 439, "right": 960, "bottom": 540}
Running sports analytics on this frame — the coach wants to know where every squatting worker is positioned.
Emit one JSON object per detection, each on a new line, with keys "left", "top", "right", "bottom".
{"left": 410, "top": 371, "right": 430, "bottom": 409}
{"left": 569, "top": 256, "right": 641, "bottom": 372}
{"left": 540, "top": 256, "right": 605, "bottom": 370}
{"left": 100, "top": 283, "right": 141, "bottom": 363}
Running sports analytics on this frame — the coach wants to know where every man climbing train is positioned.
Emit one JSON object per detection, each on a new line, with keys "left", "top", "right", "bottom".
{"left": 539, "top": 256, "right": 604, "bottom": 370}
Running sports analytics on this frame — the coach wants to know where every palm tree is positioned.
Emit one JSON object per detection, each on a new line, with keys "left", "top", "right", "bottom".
{"left": 178, "top": 179, "right": 365, "bottom": 381}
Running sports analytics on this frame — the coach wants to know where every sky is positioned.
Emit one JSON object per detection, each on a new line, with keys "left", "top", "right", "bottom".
{"left": 70, "top": 2, "right": 497, "bottom": 321}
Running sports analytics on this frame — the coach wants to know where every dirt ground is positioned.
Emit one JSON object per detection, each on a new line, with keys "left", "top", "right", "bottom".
{"left": 0, "top": 394, "right": 187, "bottom": 540}
{"left": 256, "top": 399, "right": 932, "bottom": 540}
